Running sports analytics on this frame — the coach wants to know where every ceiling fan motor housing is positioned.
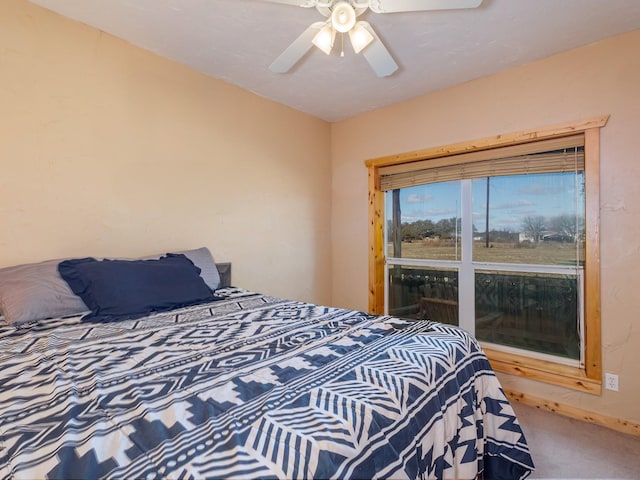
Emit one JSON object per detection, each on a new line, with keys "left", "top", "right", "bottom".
{"left": 331, "top": 2, "right": 357, "bottom": 32}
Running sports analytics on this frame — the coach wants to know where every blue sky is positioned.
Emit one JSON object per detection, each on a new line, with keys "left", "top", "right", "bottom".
{"left": 387, "top": 172, "right": 584, "bottom": 232}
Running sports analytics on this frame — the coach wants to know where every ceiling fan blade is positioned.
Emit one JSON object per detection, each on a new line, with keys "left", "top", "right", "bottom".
{"left": 316, "top": 5, "right": 332, "bottom": 17}
{"left": 359, "top": 22, "right": 398, "bottom": 77}
{"left": 368, "top": 0, "right": 482, "bottom": 13}
{"left": 269, "top": 22, "right": 325, "bottom": 73}
{"left": 259, "top": 0, "right": 318, "bottom": 7}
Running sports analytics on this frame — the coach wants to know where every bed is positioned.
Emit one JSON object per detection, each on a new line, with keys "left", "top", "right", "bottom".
{"left": 0, "top": 249, "right": 534, "bottom": 479}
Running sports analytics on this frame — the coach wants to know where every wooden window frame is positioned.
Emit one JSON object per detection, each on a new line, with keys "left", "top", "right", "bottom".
{"left": 365, "top": 116, "right": 608, "bottom": 394}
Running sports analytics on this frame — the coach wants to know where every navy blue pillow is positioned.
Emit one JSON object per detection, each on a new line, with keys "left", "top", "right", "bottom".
{"left": 58, "top": 254, "right": 217, "bottom": 323}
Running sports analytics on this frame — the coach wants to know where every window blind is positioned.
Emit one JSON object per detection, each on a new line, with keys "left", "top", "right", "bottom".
{"left": 380, "top": 134, "right": 585, "bottom": 191}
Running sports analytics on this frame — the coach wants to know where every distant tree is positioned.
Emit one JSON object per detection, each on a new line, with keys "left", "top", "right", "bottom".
{"left": 522, "top": 216, "right": 546, "bottom": 243}
{"left": 549, "top": 214, "right": 581, "bottom": 241}
{"left": 401, "top": 219, "right": 434, "bottom": 241}
{"left": 434, "top": 217, "right": 459, "bottom": 239}
{"left": 399, "top": 217, "right": 462, "bottom": 241}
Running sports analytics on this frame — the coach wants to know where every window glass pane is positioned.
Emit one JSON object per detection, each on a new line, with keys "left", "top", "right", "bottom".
{"left": 475, "top": 270, "right": 580, "bottom": 360}
{"left": 472, "top": 172, "right": 585, "bottom": 265}
{"left": 385, "top": 181, "right": 462, "bottom": 261}
{"left": 388, "top": 265, "right": 458, "bottom": 325}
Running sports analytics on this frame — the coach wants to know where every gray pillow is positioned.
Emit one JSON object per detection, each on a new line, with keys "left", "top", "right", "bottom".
{"left": 0, "top": 247, "right": 220, "bottom": 325}
{"left": 0, "top": 258, "right": 89, "bottom": 325}
{"left": 184, "top": 247, "right": 221, "bottom": 291}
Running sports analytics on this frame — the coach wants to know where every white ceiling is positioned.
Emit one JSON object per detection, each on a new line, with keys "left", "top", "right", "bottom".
{"left": 28, "top": 0, "right": 640, "bottom": 122}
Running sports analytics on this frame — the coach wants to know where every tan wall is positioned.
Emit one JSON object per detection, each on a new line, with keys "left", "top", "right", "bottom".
{"left": 4, "top": 0, "right": 639, "bottom": 426}
{"left": 331, "top": 30, "right": 640, "bottom": 424}
{"left": 0, "top": 0, "right": 332, "bottom": 304}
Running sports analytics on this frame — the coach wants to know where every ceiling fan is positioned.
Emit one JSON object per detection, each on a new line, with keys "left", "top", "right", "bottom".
{"left": 262, "top": 0, "right": 483, "bottom": 77}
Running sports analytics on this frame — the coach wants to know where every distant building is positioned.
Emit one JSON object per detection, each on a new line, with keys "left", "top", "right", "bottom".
{"left": 519, "top": 231, "right": 575, "bottom": 243}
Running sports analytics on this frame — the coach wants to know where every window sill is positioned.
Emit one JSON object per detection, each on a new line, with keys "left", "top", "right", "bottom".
{"left": 483, "top": 346, "right": 601, "bottom": 395}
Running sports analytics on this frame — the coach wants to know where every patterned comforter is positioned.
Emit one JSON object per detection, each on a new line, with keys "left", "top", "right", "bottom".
{"left": 0, "top": 288, "right": 534, "bottom": 479}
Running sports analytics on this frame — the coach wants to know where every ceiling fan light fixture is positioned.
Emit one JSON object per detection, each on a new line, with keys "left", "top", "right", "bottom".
{"left": 331, "top": 2, "right": 357, "bottom": 33}
{"left": 312, "top": 24, "right": 336, "bottom": 55}
{"left": 348, "top": 21, "right": 374, "bottom": 53}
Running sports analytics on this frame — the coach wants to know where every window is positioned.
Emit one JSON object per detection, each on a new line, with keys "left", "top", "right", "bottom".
{"left": 367, "top": 117, "right": 607, "bottom": 394}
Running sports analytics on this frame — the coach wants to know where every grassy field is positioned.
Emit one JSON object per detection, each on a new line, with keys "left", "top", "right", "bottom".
{"left": 392, "top": 241, "right": 583, "bottom": 265}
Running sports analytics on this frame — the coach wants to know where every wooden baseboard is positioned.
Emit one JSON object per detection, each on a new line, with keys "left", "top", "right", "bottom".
{"left": 505, "top": 389, "right": 640, "bottom": 437}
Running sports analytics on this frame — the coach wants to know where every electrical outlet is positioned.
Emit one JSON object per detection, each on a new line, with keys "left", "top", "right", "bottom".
{"left": 605, "top": 373, "right": 619, "bottom": 392}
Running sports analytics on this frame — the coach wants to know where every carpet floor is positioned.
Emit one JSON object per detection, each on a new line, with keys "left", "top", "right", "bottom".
{"left": 511, "top": 402, "right": 640, "bottom": 479}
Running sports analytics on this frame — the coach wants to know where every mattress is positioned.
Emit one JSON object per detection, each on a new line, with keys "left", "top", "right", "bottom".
{"left": 0, "top": 287, "right": 534, "bottom": 479}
